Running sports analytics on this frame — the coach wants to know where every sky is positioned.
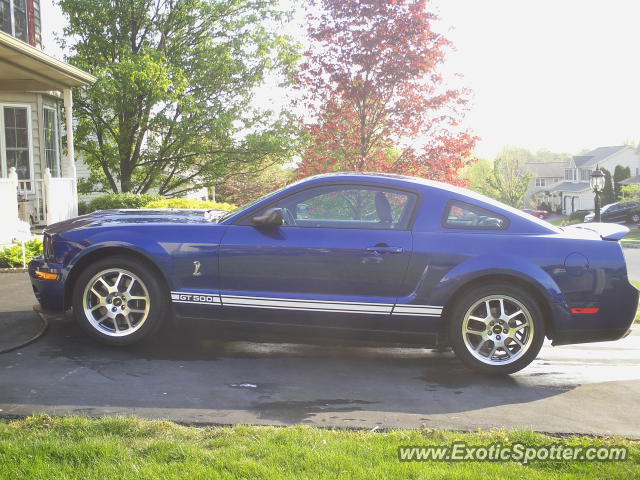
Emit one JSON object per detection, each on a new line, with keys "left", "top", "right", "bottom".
{"left": 40, "top": 0, "right": 640, "bottom": 159}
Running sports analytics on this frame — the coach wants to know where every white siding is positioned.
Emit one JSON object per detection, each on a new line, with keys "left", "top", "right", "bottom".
{"left": 600, "top": 147, "right": 640, "bottom": 173}
{"left": 0, "top": 91, "right": 62, "bottom": 182}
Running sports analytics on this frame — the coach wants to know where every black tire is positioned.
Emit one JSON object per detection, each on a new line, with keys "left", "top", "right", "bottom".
{"left": 448, "top": 282, "right": 545, "bottom": 375}
{"left": 631, "top": 214, "right": 640, "bottom": 224}
{"left": 72, "top": 255, "right": 169, "bottom": 345}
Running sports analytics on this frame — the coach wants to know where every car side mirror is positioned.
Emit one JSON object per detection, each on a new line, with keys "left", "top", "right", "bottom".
{"left": 252, "top": 208, "right": 284, "bottom": 228}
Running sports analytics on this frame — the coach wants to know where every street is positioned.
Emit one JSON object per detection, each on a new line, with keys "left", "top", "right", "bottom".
{"left": 624, "top": 247, "right": 640, "bottom": 282}
{"left": 1, "top": 253, "right": 639, "bottom": 437}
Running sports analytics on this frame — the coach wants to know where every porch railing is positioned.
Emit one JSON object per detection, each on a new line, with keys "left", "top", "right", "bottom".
{"left": 43, "top": 170, "right": 78, "bottom": 225}
{"left": 0, "top": 168, "right": 20, "bottom": 243}
{"left": 16, "top": 168, "right": 78, "bottom": 227}
{"left": 18, "top": 177, "right": 45, "bottom": 224}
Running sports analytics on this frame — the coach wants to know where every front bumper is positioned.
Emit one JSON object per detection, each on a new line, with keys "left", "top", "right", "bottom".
{"left": 28, "top": 256, "right": 66, "bottom": 312}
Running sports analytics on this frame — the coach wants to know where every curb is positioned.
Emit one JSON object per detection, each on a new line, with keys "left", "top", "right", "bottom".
{"left": 0, "top": 268, "right": 27, "bottom": 273}
{"left": 622, "top": 242, "right": 640, "bottom": 249}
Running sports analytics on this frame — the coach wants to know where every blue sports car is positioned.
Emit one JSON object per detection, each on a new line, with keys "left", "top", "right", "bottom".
{"left": 29, "top": 173, "right": 638, "bottom": 374}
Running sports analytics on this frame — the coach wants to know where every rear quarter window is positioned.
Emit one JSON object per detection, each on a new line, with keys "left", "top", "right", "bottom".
{"left": 443, "top": 200, "right": 509, "bottom": 230}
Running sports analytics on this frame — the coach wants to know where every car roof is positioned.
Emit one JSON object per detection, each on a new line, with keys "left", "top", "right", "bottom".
{"left": 302, "top": 172, "right": 489, "bottom": 199}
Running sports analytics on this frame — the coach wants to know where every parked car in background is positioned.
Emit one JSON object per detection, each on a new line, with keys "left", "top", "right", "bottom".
{"left": 583, "top": 201, "right": 640, "bottom": 224}
{"left": 29, "top": 173, "right": 638, "bottom": 375}
{"left": 521, "top": 208, "right": 550, "bottom": 219}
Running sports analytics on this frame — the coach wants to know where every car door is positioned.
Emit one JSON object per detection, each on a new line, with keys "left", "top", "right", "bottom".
{"left": 218, "top": 183, "right": 418, "bottom": 331}
{"left": 606, "top": 204, "right": 626, "bottom": 223}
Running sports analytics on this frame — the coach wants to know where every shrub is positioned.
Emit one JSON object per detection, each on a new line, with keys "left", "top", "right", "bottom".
{"left": 538, "top": 202, "right": 552, "bottom": 212}
{"left": 143, "top": 198, "right": 236, "bottom": 211}
{"left": 0, "top": 238, "right": 43, "bottom": 268}
{"left": 77, "top": 201, "right": 89, "bottom": 215}
{"left": 86, "top": 193, "right": 162, "bottom": 213}
{"left": 569, "top": 209, "right": 590, "bottom": 222}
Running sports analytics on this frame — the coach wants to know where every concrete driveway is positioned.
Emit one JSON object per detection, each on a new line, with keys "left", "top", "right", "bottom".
{"left": 1, "top": 271, "right": 639, "bottom": 437}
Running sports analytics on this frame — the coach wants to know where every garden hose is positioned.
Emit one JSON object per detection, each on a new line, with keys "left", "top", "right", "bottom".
{"left": 0, "top": 307, "right": 49, "bottom": 354}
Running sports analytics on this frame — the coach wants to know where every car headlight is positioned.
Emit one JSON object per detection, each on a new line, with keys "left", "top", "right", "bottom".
{"left": 43, "top": 233, "right": 54, "bottom": 260}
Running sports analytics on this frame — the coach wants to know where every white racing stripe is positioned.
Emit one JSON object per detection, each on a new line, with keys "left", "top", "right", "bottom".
{"left": 170, "top": 291, "right": 442, "bottom": 317}
{"left": 392, "top": 305, "right": 443, "bottom": 317}
{"left": 171, "top": 291, "right": 222, "bottom": 305}
{"left": 221, "top": 295, "right": 392, "bottom": 313}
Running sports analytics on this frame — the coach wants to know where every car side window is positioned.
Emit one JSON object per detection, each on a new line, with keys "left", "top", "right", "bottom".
{"left": 443, "top": 201, "right": 508, "bottom": 230}
{"left": 268, "top": 185, "right": 417, "bottom": 230}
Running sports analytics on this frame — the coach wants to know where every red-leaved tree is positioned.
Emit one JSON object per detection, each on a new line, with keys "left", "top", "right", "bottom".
{"left": 296, "top": 0, "right": 477, "bottom": 184}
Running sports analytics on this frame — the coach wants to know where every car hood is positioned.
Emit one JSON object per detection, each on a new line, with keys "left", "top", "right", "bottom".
{"left": 45, "top": 209, "right": 225, "bottom": 235}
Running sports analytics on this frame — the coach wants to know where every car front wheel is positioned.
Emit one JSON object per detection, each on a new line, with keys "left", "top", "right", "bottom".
{"left": 72, "top": 255, "right": 168, "bottom": 345}
{"left": 631, "top": 214, "right": 640, "bottom": 224}
{"left": 448, "top": 283, "right": 545, "bottom": 374}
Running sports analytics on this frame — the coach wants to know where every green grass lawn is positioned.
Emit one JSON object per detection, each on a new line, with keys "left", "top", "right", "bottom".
{"left": 0, "top": 415, "right": 637, "bottom": 479}
{"left": 623, "top": 228, "right": 640, "bottom": 242}
{"left": 549, "top": 218, "right": 584, "bottom": 227}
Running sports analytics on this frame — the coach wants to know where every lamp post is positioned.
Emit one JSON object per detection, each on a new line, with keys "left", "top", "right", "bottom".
{"left": 590, "top": 168, "right": 605, "bottom": 222}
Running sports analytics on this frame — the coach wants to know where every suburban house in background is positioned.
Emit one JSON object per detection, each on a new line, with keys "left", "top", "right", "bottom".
{"left": 0, "top": 1, "right": 95, "bottom": 243}
{"left": 522, "top": 161, "right": 565, "bottom": 212}
{"left": 524, "top": 145, "right": 640, "bottom": 215}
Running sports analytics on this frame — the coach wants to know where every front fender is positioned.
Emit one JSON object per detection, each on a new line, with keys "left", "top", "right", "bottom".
{"left": 67, "top": 240, "right": 170, "bottom": 273}
{"left": 60, "top": 237, "right": 173, "bottom": 311}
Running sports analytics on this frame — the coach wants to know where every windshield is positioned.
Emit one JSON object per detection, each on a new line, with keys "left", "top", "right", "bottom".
{"left": 601, "top": 204, "right": 616, "bottom": 213}
{"left": 216, "top": 183, "right": 293, "bottom": 223}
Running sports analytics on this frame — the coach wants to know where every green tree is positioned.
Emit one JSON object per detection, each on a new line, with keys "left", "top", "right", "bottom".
{"left": 485, "top": 151, "right": 533, "bottom": 207}
{"left": 61, "top": 0, "right": 301, "bottom": 194}
{"left": 601, "top": 167, "right": 615, "bottom": 205}
{"left": 621, "top": 184, "right": 640, "bottom": 201}
{"left": 462, "top": 158, "right": 498, "bottom": 198}
{"left": 215, "top": 164, "right": 294, "bottom": 205}
{"left": 613, "top": 165, "right": 631, "bottom": 200}
{"left": 531, "top": 149, "right": 572, "bottom": 163}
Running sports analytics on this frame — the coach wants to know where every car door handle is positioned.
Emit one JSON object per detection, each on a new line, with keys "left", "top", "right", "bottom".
{"left": 366, "top": 244, "right": 404, "bottom": 254}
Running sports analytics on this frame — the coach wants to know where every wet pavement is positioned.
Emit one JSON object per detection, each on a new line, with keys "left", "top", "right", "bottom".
{"left": 1, "top": 272, "right": 640, "bottom": 437}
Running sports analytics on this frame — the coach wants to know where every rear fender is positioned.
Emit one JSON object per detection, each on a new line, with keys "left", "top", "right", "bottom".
{"left": 429, "top": 254, "right": 569, "bottom": 336}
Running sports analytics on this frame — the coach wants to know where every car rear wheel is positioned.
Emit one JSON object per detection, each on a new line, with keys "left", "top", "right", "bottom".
{"left": 72, "top": 255, "right": 168, "bottom": 345}
{"left": 448, "top": 283, "right": 545, "bottom": 374}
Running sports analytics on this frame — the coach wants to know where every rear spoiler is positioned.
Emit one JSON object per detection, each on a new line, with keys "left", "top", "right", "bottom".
{"left": 565, "top": 223, "right": 630, "bottom": 241}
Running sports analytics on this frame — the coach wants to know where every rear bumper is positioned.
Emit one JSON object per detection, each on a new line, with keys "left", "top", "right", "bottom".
{"left": 551, "top": 281, "right": 638, "bottom": 346}
{"left": 28, "top": 256, "right": 66, "bottom": 313}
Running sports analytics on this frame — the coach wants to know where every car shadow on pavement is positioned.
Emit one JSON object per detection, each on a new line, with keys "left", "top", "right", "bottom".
{"left": 0, "top": 311, "right": 579, "bottom": 424}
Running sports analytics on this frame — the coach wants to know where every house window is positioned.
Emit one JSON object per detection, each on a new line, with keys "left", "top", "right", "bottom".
{"left": 535, "top": 178, "right": 546, "bottom": 187}
{"left": 0, "top": 0, "right": 28, "bottom": 42}
{"left": 1, "top": 105, "right": 32, "bottom": 189}
{"left": 564, "top": 169, "right": 575, "bottom": 181}
{"left": 579, "top": 169, "right": 591, "bottom": 181}
{"left": 43, "top": 106, "right": 61, "bottom": 177}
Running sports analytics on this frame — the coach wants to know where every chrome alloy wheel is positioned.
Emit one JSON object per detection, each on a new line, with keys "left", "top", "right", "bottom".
{"left": 461, "top": 295, "right": 534, "bottom": 365}
{"left": 82, "top": 268, "right": 150, "bottom": 337}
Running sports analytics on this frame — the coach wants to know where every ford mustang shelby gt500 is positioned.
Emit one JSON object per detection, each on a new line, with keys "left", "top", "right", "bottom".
{"left": 29, "top": 173, "right": 638, "bottom": 374}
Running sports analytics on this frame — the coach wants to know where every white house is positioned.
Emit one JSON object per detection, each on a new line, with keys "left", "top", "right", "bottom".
{"left": 522, "top": 161, "right": 565, "bottom": 210}
{"left": 524, "top": 145, "right": 640, "bottom": 215}
{"left": 0, "top": 13, "right": 95, "bottom": 243}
